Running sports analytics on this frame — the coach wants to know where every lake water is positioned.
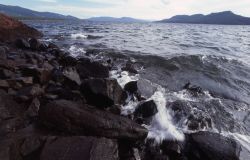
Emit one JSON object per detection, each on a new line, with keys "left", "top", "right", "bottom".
{"left": 26, "top": 20, "right": 250, "bottom": 154}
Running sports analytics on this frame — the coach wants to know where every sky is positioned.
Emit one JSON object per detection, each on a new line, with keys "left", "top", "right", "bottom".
{"left": 1, "top": 0, "right": 250, "bottom": 20}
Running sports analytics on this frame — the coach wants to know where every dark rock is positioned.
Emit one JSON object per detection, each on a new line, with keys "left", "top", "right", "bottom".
{"left": 81, "top": 78, "right": 127, "bottom": 108}
{"left": 0, "top": 46, "right": 7, "bottom": 59}
{"left": 0, "top": 68, "right": 14, "bottom": 79}
{"left": 0, "top": 79, "right": 9, "bottom": 89}
{"left": 76, "top": 58, "right": 109, "bottom": 79}
{"left": 161, "top": 140, "right": 185, "bottom": 160}
{"left": 15, "top": 38, "right": 30, "bottom": 49}
{"left": 122, "top": 62, "right": 138, "bottom": 74}
{"left": 167, "top": 100, "right": 212, "bottom": 131}
{"left": 39, "top": 100, "right": 148, "bottom": 140}
{"left": 25, "top": 98, "right": 40, "bottom": 118}
{"left": 20, "top": 65, "right": 52, "bottom": 84}
{"left": 16, "top": 85, "right": 44, "bottom": 101}
{"left": 137, "top": 79, "right": 157, "bottom": 99}
{"left": 135, "top": 100, "right": 158, "bottom": 118}
{"left": 183, "top": 82, "right": 203, "bottom": 96}
{"left": 29, "top": 38, "right": 48, "bottom": 51}
{"left": 40, "top": 137, "right": 119, "bottom": 160}
{"left": 124, "top": 81, "right": 138, "bottom": 94}
{"left": 63, "top": 67, "right": 81, "bottom": 86}
{"left": 186, "top": 131, "right": 241, "bottom": 160}
{"left": 59, "top": 55, "right": 77, "bottom": 67}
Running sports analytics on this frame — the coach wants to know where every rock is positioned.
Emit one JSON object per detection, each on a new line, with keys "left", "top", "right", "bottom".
{"left": 20, "top": 65, "right": 52, "bottom": 84}
{"left": 29, "top": 38, "right": 47, "bottom": 51}
{"left": 16, "top": 85, "right": 44, "bottom": 101}
{"left": 63, "top": 67, "right": 81, "bottom": 86}
{"left": 137, "top": 79, "right": 157, "bottom": 99}
{"left": 183, "top": 82, "right": 203, "bottom": 96}
{"left": 76, "top": 58, "right": 109, "bottom": 79}
{"left": 81, "top": 78, "right": 127, "bottom": 108}
{"left": 25, "top": 98, "right": 40, "bottom": 118}
{"left": 0, "top": 80, "right": 9, "bottom": 89}
{"left": 124, "top": 81, "right": 138, "bottom": 94}
{"left": 160, "top": 140, "right": 185, "bottom": 160}
{"left": 186, "top": 131, "right": 241, "bottom": 160}
{"left": 0, "top": 13, "right": 42, "bottom": 42}
{"left": 167, "top": 100, "right": 212, "bottom": 131}
{"left": 135, "top": 100, "right": 158, "bottom": 118}
{"left": 15, "top": 38, "right": 30, "bottom": 49}
{"left": 59, "top": 55, "right": 77, "bottom": 67}
{"left": 0, "top": 68, "right": 14, "bottom": 79}
{"left": 0, "top": 46, "right": 7, "bottom": 59}
{"left": 39, "top": 100, "right": 148, "bottom": 140}
{"left": 40, "top": 137, "right": 119, "bottom": 160}
{"left": 122, "top": 62, "right": 138, "bottom": 74}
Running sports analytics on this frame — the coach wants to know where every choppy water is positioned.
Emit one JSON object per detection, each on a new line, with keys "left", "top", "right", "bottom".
{"left": 26, "top": 20, "right": 250, "bottom": 153}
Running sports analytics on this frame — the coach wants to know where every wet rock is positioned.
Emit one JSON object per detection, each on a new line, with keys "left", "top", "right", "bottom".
{"left": 137, "top": 79, "right": 157, "bottom": 99}
{"left": 40, "top": 137, "right": 119, "bottom": 160}
{"left": 15, "top": 38, "right": 30, "bottom": 49}
{"left": 161, "top": 140, "right": 185, "bottom": 160}
{"left": 81, "top": 78, "right": 127, "bottom": 108}
{"left": 0, "top": 79, "right": 9, "bottom": 89}
{"left": 167, "top": 100, "right": 212, "bottom": 131}
{"left": 16, "top": 85, "right": 44, "bottom": 101}
{"left": 29, "top": 38, "right": 47, "bottom": 51}
{"left": 183, "top": 82, "right": 203, "bottom": 96}
{"left": 76, "top": 58, "right": 109, "bottom": 79}
{"left": 20, "top": 65, "right": 52, "bottom": 84}
{"left": 0, "top": 46, "right": 7, "bottom": 59}
{"left": 25, "top": 98, "right": 40, "bottom": 118}
{"left": 122, "top": 62, "right": 138, "bottom": 74}
{"left": 135, "top": 100, "right": 158, "bottom": 118}
{"left": 63, "top": 67, "right": 81, "bottom": 86}
{"left": 0, "top": 69, "right": 14, "bottom": 79}
{"left": 124, "top": 81, "right": 138, "bottom": 94}
{"left": 186, "top": 131, "right": 241, "bottom": 160}
{"left": 39, "top": 100, "right": 148, "bottom": 140}
{"left": 59, "top": 55, "right": 77, "bottom": 67}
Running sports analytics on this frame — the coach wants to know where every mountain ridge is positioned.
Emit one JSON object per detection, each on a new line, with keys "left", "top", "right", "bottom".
{"left": 0, "top": 4, "right": 79, "bottom": 20}
{"left": 85, "top": 16, "right": 149, "bottom": 23}
{"left": 158, "top": 11, "right": 250, "bottom": 25}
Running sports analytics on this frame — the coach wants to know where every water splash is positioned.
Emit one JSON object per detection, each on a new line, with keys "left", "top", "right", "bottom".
{"left": 146, "top": 88, "right": 185, "bottom": 143}
{"left": 71, "top": 33, "right": 87, "bottom": 39}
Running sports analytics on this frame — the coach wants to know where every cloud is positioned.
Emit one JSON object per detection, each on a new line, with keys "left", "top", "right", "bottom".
{"left": 33, "top": 0, "right": 250, "bottom": 20}
{"left": 38, "top": 0, "right": 57, "bottom": 3}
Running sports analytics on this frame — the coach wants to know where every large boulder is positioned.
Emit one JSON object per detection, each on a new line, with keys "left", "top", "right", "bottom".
{"left": 186, "top": 131, "right": 241, "bottom": 160}
{"left": 0, "top": 135, "right": 118, "bottom": 160}
{"left": 135, "top": 100, "right": 158, "bottom": 118}
{"left": 40, "top": 137, "right": 118, "bottom": 160}
{"left": 81, "top": 78, "right": 127, "bottom": 108}
{"left": 0, "top": 13, "right": 42, "bottom": 42}
{"left": 76, "top": 58, "right": 109, "bottom": 79}
{"left": 15, "top": 38, "right": 30, "bottom": 49}
{"left": 39, "top": 100, "right": 148, "bottom": 140}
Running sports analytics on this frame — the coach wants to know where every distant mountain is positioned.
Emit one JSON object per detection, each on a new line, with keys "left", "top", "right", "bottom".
{"left": 86, "top": 16, "right": 148, "bottom": 23}
{"left": 158, "top": 11, "right": 250, "bottom": 25}
{"left": 0, "top": 4, "right": 79, "bottom": 20}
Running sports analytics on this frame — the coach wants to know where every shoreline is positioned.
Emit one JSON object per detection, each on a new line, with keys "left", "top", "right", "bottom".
{"left": 0, "top": 13, "right": 248, "bottom": 160}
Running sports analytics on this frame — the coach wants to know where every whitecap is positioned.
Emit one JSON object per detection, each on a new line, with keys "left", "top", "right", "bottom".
{"left": 69, "top": 45, "right": 86, "bottom": 57}
{"left": 71, "top": 33, "right": 88, "bottom": 39}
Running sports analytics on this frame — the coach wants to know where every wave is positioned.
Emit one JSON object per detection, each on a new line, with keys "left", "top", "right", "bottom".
{"left": 71, "top": 33, "right": 88, "bottom": 39}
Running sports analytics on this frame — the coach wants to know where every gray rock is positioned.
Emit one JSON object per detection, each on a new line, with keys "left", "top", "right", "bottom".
{"left": 39, "top": 100, "right": 148, "bottom": 140}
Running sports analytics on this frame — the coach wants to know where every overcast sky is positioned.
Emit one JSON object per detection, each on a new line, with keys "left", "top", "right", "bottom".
{"left": 1, "top": 0, "right": 250, "bottom": 20}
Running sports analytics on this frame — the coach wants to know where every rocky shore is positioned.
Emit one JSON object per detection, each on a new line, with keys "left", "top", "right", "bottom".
{"left": 0, "top": 14, "right": 245, "bottom": 160}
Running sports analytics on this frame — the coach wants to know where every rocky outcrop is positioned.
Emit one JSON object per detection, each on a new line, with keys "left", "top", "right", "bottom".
{"left": 81, "top": 78, "right": 127, "bottom": 108}
{"left": 39, "top": 100, "right": 148, "bottom": 140}
{"left": 186, "top": 131, "right": 241, "bottom": 160}
{"left": 0, "top": 14, "right": 42, "bottom": 42}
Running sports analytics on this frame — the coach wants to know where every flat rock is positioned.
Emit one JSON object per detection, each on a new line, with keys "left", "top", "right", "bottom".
{"left": 81, "top": 78, "right": 127, "bottom": 108}
{"left": 76, "top": 58, "right": 109, "bottom": 79}
{"left": 39, "top": 100, "right": 148, "bottom": 140}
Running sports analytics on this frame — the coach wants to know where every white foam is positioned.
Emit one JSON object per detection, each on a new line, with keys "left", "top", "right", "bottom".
{"left": 146, "top": 88, "right": 185, "bottom": 143}
{"left": 69, "top": 45, "right": 86, "bottom": 57}
{"left": 110, "top": 71, "right": 139, "bottom": 88}
{"left": 229, "top": 133, "right": 250, "bottom": 153}
{"left": 71, "top": 33, "right": 88, "bottom": 39}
